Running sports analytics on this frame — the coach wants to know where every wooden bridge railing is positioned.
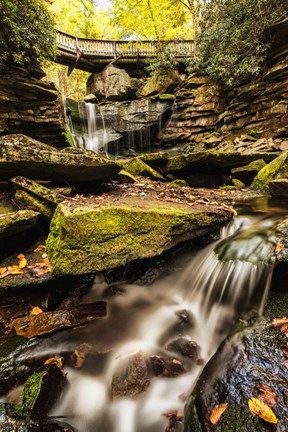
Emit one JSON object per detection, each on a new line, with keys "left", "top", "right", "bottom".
{"left": 56, "top": 30, "right": 195, "bottom": 59}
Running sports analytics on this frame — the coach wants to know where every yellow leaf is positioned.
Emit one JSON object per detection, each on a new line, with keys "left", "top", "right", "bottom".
{"left": 0, "top": 267, "right": 7, "bottom": 275}
{"left": 209, "top": 403, "right": 228, "bottom": 425}
{"left": 248, "top": 398, "right": 278, "bottom": 424}
{"left": 44, "top": 357, "right": 63, "bottom": 367}
{"left": 10, "top": 269, "right": 25, "bottom": 275}
{"left": 30, "top": 306, "right": 43, "bottom": 315}
{"left": 18, "top": 257, "right": 27, "bottom": 269}
{"left": 17, "top": 253, "right": 25, "bottom": 260}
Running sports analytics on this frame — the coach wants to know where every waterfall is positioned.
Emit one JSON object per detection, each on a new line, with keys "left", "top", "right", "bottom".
{"left": 47, "top": 214, "right": 273, "bottom": 432}
{"left": 64, "top": 99, "right": 108, "bottom": 155}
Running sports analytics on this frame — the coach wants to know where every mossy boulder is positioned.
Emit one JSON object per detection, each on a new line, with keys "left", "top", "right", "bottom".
{"left": 23, "top": 363, "right": 67, "bottom": 414}
{"left": 0, "top": 134, "right": 120, "bottom": 182}
{"left": 119, "top": 157, "right": 165, "bottom": 180}
{"left": 252, "top": 151, "right": 288, "bottom": 191}
{"left": 0, "top": 210, "right": 39, "bottom": 238}
{"left": 167, "top": 151, "right": 278, "bottom": 177}
{"left": 15, "top": 191, "right": 55, "bottom": 220}
{"left": 46, "top": 196, "right": 233, "bottom": 275}
{"left": 184, "top": 292, "right": 288, "bottom": 432}
{"left": 231, "top": 159, "right": 266, "bottom": 185}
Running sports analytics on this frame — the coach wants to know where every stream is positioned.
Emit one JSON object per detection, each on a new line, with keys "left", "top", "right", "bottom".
{"left": 8, "top": 199, "right": 283, "bottom": 432}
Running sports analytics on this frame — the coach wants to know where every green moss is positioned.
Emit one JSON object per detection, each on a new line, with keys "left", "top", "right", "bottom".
{"left": 120, "top": 157, "right": 165, "bottom": 180}
{"left": 115, "top": 169, "right": 137, "bottom": 183}
{"left": 214, "top": 405, "right": 271, "bottom": 431}
{"left": 15, "top": 190, "right": 55, "bottom": 220}
{"left": 232, "top": 178, "right": 245, "bottom": 188}
{"left": 0, "top": 402, "right": 31, "bottom": 419}
{"left": 252, "top": 152, "right": 288, "bottom": 191}
{"left": 22, "top": 370, "right": 46, "bottom": 410}
{"left": 220, "top": 185, "right": 236, "bottom": 191}
{"left": 170, "top": 179, "right": 189, "bottom": 187}
{"left": 46, "top": 198, "right": 228, "bottom": 275}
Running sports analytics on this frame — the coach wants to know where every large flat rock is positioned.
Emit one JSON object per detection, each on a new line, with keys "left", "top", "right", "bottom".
{"left": 0, "top": 134, "right": 120, "bottom": 181}
{"left": 46, "top": 196, "right": 233, "bottom": 275}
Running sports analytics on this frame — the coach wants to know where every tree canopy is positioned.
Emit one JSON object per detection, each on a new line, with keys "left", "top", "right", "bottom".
{"left": 188, "top": 0, "right": 288, "bottom": 87}
{"left": 0, "top": 0, "right": 56, "bottom": 69}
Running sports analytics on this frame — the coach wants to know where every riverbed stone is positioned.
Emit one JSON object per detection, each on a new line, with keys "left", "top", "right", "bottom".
{"left": 269, "top": 178, "right": 288, "bottom": 197}
{"left": 46, "top": 195, "right": 233, "bottom": 275}
{"left": 0, "top": 134, "right": 121, "bottom": 181}
{"left": 184, "top": 292, "right": 288, "bottom": 432}
{"left": 252, "top": 151, "right": 288, "bottom": 191}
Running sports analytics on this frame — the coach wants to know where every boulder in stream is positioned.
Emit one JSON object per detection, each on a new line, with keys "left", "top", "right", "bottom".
{"left": 252, "top": 151, "right": 288, "bottom": 191}
{"left": 184, "top": 292, "right": 288, "bottom": 432}
{"left": 46, "top": 195, "right": 233, "bottom": 275}
{"left": 0, "top": 402, "right": 76, "bottom": 431}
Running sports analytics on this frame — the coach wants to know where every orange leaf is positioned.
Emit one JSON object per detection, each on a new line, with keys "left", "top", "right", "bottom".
{"left": 34, "top": 245, "right": 46, "bottom": 252}
{"left": 30, "top": 306, "right": 43, "bottom": 316}
{"left": 272, "top": 317, "right": 288, "bottom": 327}
{"left": 256, "top": 384, "right": 277, "bottom": 407}
{"left": 0, "top": 267, "right": 7, "bottom": 275}
{"left": 17, "top": 253, "right": 25, "bottom": 260}
{"left": 209, "top": 403, "right": 228, "bottom": 425}
{"left": 274, "top": 242, "right": 284, "bottom": 254}
{"left": 248, "top": 398, "right": 277, "bottom": 424}
{"left": 280, "top": 323, "right": 288, "bottom": 337}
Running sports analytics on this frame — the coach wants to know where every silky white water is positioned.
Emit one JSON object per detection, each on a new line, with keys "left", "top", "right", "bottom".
{"left": 46, "top": 214, "right": 273, "bottom": 432}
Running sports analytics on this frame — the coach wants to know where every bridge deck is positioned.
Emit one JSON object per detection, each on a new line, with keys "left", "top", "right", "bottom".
{"left": 56, "top": 30, "right": 195, "bottom": 73}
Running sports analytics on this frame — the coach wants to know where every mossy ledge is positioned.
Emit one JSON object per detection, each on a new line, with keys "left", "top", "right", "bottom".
{"left": 46, "top": 196, "right": 233, "bottom": 275}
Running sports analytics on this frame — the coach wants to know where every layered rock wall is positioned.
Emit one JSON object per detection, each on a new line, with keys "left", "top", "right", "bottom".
{"left": 0, "top": 65, "right": 66, "bottom": 148}
{"left": 162, "top": 20, "right": 288, "bottom": 148}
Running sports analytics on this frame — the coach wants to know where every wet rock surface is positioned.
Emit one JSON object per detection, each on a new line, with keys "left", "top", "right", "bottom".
{"left": 184, "top": 292, "right": 288, "bottom": 432}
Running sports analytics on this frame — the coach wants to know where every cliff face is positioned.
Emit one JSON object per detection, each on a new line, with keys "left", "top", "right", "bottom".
{"left": 162, "top": 20, "right": 288, "bottom": 148}
{"left": 0, "top": 65, "right": 66, "bottom": 148}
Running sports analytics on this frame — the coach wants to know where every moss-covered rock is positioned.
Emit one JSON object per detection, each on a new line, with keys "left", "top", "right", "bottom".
{"left": 15, "top": 191, "right": 55, "bottom": 220}
{"left": 46, "top": 196, "right": 233, "bottom": 275}
{"left": 231, "top": 159, "right": 266, "bottom": 185}
{"left": 23, "top": 363, "right": 67, "bottom": 414}
{"left": 184, "top": 292, "right": 288, "bottom": 432}
{"left": 0, "top": 210, "right": 39, "bottom": 238}
{"left": 0, "top": 402, "right": 76, "bottom": 431}
{"left": 0, "top": 134, "right": 120, "bottom": 182}
{"left": 114, "top": 169, "right": 137, "bottom": 183}
{"left": 252, "top": 151, "right": 288, "bottom": 191}
{"left": 231, "top": 178, "right": 245, "bottom": 189}
{"left": 120, "top": 157, "right": 165, "bottom": 180}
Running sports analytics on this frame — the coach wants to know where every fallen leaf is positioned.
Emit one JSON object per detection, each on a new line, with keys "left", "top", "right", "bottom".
{"left": 10, "top": 269, "right": 25, "bottom": 275}
{"left": 0, "top": 270, "right": 11, "bottom": 279}
{"left": 18, "top": 254, "right": 27, "bottom": 269}
{"left": 0, "top": 268, "right": 7, "bottom": 275}
{"left": 272, "top": 317, "right": 288, "bottom": 327}
{"left": 280, "top": 323, "right": 288, "bottom": 337}
{"left": 274, "top": 242, "right": 284, "bottom": 254}
{"left": 17, "top": 253, "right": 25, "bottom": 260}
{"left": 34, "top": 245, "right": 46, "bottom": 252}
{"left": 42, "top": 252, "right": 48, "bottom": 259}
{"left": 209, "top": 403, "right": 228, "bottom": 425}
{"left": 30, "top": 306, "right": 43, "bottom": 315}
{"left": 256, "top": 384, "right": 277, "bottom": 407}
{"left": 248, "top": 397, "right": 278, "bottom": 424}
{"left": 44, "top": 357, "right": 63, "bottom": 368}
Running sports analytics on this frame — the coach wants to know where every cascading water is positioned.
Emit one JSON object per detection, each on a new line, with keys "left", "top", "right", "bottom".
{"left": 37, "top": 213, "right": 273, "bottom": 432}
{"left": 64, "top": 99, "right": 109, "bottom": 155}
